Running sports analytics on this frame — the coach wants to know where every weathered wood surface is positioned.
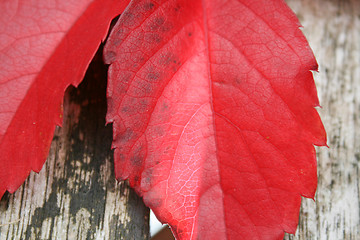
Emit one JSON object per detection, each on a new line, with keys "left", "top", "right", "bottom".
{"left": 284, "top": 0, "right": 360, "bottom": 239}
{"left": 0, "top": 49, "right": 149, "bottom": 240}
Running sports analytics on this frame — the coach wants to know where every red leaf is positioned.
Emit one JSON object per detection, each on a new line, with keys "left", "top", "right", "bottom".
{"left": 0, "top": 0, "right": 129, "bottom": 197}
{"left": 104, "top": 0, "right": 326, "bottom": 239}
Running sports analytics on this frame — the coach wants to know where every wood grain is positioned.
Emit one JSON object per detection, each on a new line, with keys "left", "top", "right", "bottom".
{"left": 0, "top": 47, "right": 150, "bottom": 240}
{"left": 284, "top": 0, "right": 360, "bottom": 239}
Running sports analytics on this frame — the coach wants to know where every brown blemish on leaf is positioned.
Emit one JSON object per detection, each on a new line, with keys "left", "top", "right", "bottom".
{"left": 139, "top": 99, "right": 151, "bottom": 111}
{"left": 147, "top": 17, "right": 165, "bottom": 31}
{"left": 145, "top": 33, "right": 162, "bottom": 43}
{"left": 121, "top": 106, "right": 129, "bottom": 113}
{"left": 130, "top": 145, "right": 146, "bottom": 168}
{"left": 149, "top": 198, "right": 163, "bottom": 208}
{"left": 140, "top": 168, "right": 153, "bottom": 191}
{"left": 160, "top": 22, "right": 173, "bottom": 32}
{"left": 174, "top": 4, "right": 181, "bottom": 12}
{"left": 103, "top": 51, "right": 116, "bottom": 64}
{"left": 122, "top": 12, "right": 137, "bottom": 28}
{"left": 131, "top": 155, "right": 144, "bottom": 167}
{"left": 161, "top": 102, "right": 169, "bottom": 111}
{"left": 143, "top": 1, "right": 155, "bottom": 11}
{"left": 155, "top": 17, "right": 165, "bottom": 26}
{"left": 118, "top": 128, "right": 135, "bottom": 143}
{"left": 154, "top": 126, "right": 165, "bottom": 137}
{"left": 118, "top": 154, "right": 125, "bottom": 162}
{"left": 147, "top": 72, "right": 160, "bottom": 81}
{"left": 158, "top": 52, "right": 180, "bottom": 67}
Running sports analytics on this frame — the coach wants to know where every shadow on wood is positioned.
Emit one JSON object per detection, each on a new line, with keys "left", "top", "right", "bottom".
{"left": 151, "top": 226, "right": 175, "bottom": 240}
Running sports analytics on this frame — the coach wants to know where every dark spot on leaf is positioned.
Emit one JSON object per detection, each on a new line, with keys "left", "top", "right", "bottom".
{"left": 155, "top": 126, "right": 165, "bottom": 136}
{"left": 123, "top": 12, "right": 137, "bottom": 27}
{"left": 174, "top": 5, "right": 181, "bottom": 12}
{"left": 188, "top": 32, "right": 192, "bottom": 37}
{"left": 172, "top": 66, "right": 180, "bottom": 72}
{"left": 140, "top": 82, "right": 154, "bottom": 96}
{"left": 112, "top": 37, "right": 123, "bottom": 47}
{"left": 145, "top": 176, "right": 151, "bottom": 185}
{"left": 130, "top": 145, "right": 146, "bottom": 168}
{"left": 161, "top": 102, "right": 169, "bottom": 111}
{"left": 147, "top": 72, "right": 160, "bottom": 81}
{"left": 117, "top": 72, "right": 132, "bottom": 85}
{"left": 148, "top": 17, "right": 165, "bottom": 31}
{"left": 146, "top": 33, "right": 162, "bottom": 43}
{"left": 111, "top": 28, "right": 125, "bottom": 47}
{"left": 141, "top": 168, "right": 154, "bottom": 191}
{"left": 164, "top": 145, "right": 172, "bottom": 154}
{"left": 158, "top": 52, "right": 180, "bottom": 67}
{"left": 103, "top": 51, "right": 116, "bottom": 64}
{"left": 155, "top": 17, "right": 165, "bottom": 25}
{"left": 143, "top": 1, "right": 155, "bottom": 11}
{"left": 131, "top": 155, "right": 144, "bottom": 167}
{"left": 151, "top": 198, "right": 163, "bottom": 208}
{"left": 121, "top": 106, "right": 129, "bottom": 112}
{"left": 139, "top": 98, "right": 151, "bottom": 111}
{"left": 118, "top": 128, "right": 134, "bottom": 143}
{"left": 160, "top": 22, "right": 173, "bottom": 32}
{"left": 119, "top": 153, "right": 125, "bottom": 162}
{"left": 148, "top": 196, "right": 163, "bottom": 208}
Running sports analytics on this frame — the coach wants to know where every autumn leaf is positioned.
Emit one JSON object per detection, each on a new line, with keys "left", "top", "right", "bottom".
{"left": 0, "top": 0, "right": 129, "bottom": 197}
{"left": 104, "top": 0, "right": 326, "bottom": 239}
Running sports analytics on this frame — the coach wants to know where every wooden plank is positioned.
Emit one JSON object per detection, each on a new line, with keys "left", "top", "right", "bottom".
{"left": 284, "top": 0, "right": 360, "bottom": 239}
{"left": 0, "top": 47, "right": 149, "bottom": 240}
